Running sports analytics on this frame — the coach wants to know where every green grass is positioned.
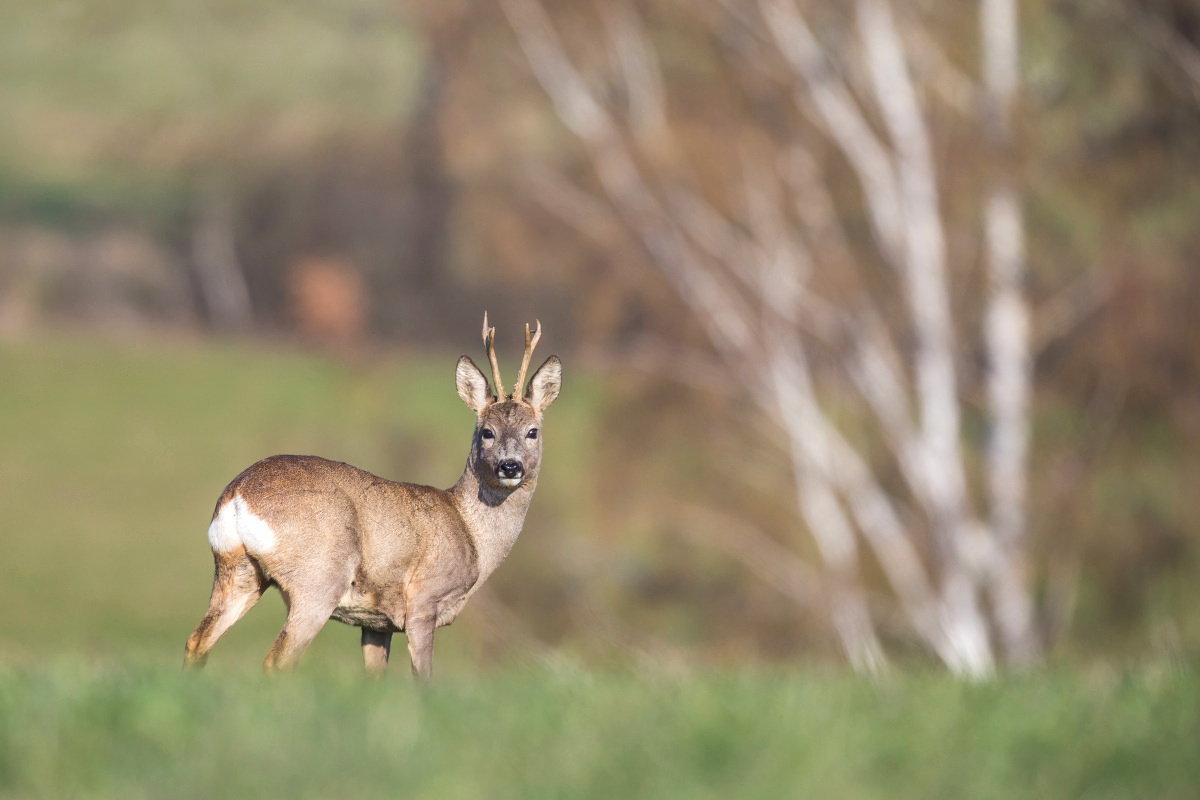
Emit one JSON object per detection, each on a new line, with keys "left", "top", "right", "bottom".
{"left": 0, "top": 0, "right": 420, "bottom": 223}
{"left": 0, "top": 663, "right": 1196, "bottom": 799}
{"left": 0, "top": 0, "right": 417, "bottom": 117}
{"left": 0, "top": 337, "right": 599, "bottom": 670}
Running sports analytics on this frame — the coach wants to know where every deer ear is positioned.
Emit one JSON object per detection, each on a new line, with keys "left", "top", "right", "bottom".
{"left": 456, "top": 356, "right": 493, "bottom": 412}
{"left": 524, "top": 355, "right": 562, "bottom": 412}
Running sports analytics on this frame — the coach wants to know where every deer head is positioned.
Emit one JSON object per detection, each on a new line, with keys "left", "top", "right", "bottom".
{"left": 455, "top": 313, "right": 562, "bottom": 490}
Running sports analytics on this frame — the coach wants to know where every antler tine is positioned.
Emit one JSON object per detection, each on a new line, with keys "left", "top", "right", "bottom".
{"left": 482, "top": 311, "right": 505, "bottom": 399}
{"left": 515, "top": 319, "right": 542, "bottom": 400}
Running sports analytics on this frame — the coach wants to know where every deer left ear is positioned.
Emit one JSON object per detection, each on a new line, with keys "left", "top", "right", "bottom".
{"left": 456, "top": 355, "right": 494, "bottom": 413}
{"left": 525, "top": 355, "right": 562, "bottom": 412}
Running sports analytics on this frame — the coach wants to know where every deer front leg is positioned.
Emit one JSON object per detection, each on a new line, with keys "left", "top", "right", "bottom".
{"left": 361, "top": 629, "right": 392, "bottom": 676}
{"left": 405, "top": 607, "right": 436, "bottom": 681}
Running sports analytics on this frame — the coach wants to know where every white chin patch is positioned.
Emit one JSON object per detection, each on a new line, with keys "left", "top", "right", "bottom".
{"left": 499, "top": 477, "right": 523, "bottom": 488}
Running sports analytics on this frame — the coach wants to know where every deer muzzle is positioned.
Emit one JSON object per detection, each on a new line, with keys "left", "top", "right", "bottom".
{"left": 497, "top": 459, "right": 524, "bottom": 486}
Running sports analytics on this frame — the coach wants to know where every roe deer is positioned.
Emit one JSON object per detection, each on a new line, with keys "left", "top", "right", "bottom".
{"left": 183, "top": 314, "right": 561, "bottom": 678}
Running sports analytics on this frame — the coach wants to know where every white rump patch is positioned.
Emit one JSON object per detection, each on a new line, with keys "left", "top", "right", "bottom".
{"left": 233, "top": 495, "right": 277, "bottom": 554}
{"left": 207, "top": 495, "right": 278, "bottom": 554}
{"left": 207, "top": 501, "right": 240, "bottom": 553}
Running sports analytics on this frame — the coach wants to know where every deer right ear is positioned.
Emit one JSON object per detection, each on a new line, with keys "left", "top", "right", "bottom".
{"left": 456, "top": 356, "right": 493, "bottom": 413}
{"left": 525, "top": 355, "right": 562, "bottom": 412}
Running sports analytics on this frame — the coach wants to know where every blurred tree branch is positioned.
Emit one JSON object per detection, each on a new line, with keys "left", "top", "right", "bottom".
{"left": 1138, "top": 2, "right": 1200, "bottom": 107}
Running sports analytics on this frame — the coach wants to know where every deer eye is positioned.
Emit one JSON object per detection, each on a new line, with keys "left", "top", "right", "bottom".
{"left": 481, "top": 428, "right": 495, "bottom": 440}
{"left": 526, "top": 428, "right": 539, "bottom": 440}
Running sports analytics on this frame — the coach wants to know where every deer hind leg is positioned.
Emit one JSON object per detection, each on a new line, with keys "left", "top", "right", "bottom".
{"left": 361, "top": 629, "right": 392, "bottom": 676}
{"left": 262, "top": 581, "right": 348, "bottom": 673}
{"left": 184, "top": 548, "right": 266, "bottom": 669}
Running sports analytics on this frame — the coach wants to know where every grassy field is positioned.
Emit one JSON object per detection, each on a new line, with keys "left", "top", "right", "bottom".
{"left": 0, "top": 0, "right": 420, "bottom": 229}
{"left": 0, "top": 336, "right": 598, "bottom": 670}
{"left": 1, "top": 336, "right": 1197, "bottom": 798}
{"left": 0, "top": 663, "right": 1196, "bottom": 799}
{"left": 0, "top": 0, "right": 418, "bottom": 165}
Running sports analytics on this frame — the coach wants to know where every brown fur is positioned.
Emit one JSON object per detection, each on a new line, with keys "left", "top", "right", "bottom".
{"left": 183, "top": 347, "right": 562, "bottom": 679}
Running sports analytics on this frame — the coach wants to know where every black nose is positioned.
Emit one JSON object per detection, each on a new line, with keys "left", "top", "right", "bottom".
{"left": 498, "top": 459, "right": 523, "bottom": 479}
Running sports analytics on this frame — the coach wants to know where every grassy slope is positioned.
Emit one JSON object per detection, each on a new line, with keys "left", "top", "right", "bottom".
{"left": 0, "top": 0, "right": 418, "bottom": 142}
{"left": 0, "top": 337, "right": 597, "bottom": 669}
{"left": 0, "top": 664, "right": 1196, "bottom": 799}
{"left": 0, "top": 0, "right": 419, "bottom": 224}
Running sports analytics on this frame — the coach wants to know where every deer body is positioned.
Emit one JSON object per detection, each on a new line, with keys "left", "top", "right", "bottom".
{"left": 184, "top": 317, "right": 560, "bottom": 678}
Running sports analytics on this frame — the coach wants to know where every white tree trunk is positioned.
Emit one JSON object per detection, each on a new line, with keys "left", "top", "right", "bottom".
{"left": 982, "top": 0, "right": 1039, "bottom": 666}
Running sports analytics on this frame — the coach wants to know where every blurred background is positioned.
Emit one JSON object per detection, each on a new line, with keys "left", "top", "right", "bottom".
{"left": 1, "top": 0, "right": 1199, "bottom": 677}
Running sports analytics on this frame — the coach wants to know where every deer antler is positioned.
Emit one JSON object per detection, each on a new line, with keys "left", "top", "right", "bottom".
{"left": 515, "top": 319, "right": 542, "bottom": 401}
{"left": 482, "top": 311, "right": 505, "bottom": 399}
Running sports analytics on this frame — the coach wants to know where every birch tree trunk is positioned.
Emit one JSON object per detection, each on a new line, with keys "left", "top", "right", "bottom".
{"left": 982, "top": 0, "right": 1040, "bottom": 666}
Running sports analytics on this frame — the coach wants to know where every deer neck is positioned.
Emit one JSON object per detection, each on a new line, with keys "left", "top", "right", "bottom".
{"left": 449, "top": 454, "right": 537, "bottom": 585}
